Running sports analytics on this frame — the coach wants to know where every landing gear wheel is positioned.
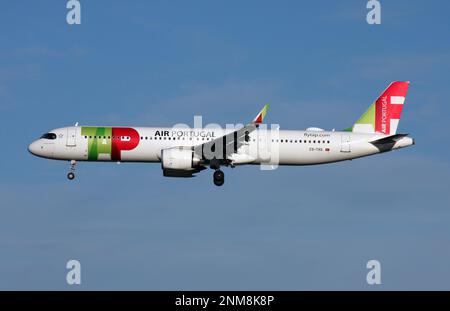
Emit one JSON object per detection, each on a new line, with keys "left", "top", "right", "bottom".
{"left": 67, "top": 160, "right": 77, "bottom": 181}
{"left": 213, "top": 169, "right": 225, "bottom": 187}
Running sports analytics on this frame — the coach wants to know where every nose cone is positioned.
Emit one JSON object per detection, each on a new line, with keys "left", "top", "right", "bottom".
{"left": 28, "top": 141, "right": 40, "bottom": 155}
{"left": 28, "top": 140, "right": 54, "bottom": 158}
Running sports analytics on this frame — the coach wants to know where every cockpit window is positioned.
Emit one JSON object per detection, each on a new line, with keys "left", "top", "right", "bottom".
{"left": 40, "top": 133, "right": 57, "bottom": 140}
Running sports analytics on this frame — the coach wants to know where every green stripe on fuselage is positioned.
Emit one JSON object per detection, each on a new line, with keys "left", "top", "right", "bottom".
{"left": 81, "top": 127, "right": 112, "bottom": 160}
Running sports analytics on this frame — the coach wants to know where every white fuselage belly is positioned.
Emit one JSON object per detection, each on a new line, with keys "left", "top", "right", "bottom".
{"left": 40, "top": 126, "right": 390, "bottom": 166}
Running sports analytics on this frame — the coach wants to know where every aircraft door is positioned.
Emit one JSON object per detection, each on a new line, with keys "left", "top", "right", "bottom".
{"left": 66, "top": 127, "right": 77, "bottom": 146}
{"left": 340, "top": 134, "right": 351, "bottom": 153}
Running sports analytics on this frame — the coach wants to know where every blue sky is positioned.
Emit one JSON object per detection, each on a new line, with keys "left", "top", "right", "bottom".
{"left": 0, "top": 0, "right": 450, "bottom": 290}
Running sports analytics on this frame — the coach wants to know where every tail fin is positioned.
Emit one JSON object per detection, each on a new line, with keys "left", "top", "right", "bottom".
{"left": 345, "top": 81, "right": 410, "bottom": 135}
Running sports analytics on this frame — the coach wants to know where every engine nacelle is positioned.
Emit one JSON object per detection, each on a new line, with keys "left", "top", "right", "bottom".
{"left": 161, "top": 147, "right": 201, "bottom": 171}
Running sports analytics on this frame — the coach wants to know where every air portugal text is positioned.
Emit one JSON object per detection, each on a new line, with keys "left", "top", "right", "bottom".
{"left": 154, "top": 130, "right": 216, "bottom": 139}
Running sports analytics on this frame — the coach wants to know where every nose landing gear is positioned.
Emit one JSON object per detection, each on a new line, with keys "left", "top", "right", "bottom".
{"left": 213, "top": 169, "right": 225, "bottom": 187}
{"left": 67, "top": 160, "right": 76, "bottom": 180}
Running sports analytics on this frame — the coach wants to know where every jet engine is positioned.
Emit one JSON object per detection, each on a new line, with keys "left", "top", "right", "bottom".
{"left": 161, "top": 147, "right": 203, "bottom": 177}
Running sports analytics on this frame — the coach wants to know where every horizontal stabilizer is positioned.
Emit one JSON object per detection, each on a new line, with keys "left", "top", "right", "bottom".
{"left": 370, "top": 133, "right": 409, "bottom": 152}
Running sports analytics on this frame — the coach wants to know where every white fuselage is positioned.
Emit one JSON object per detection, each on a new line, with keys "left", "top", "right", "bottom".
{"left": 28, "top": 126, "right": 414, "bottom": 166}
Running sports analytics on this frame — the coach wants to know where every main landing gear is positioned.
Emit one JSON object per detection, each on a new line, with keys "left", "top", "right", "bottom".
{"left": 67, "top": 160, "right": 76, "bottom": 180}
{"left": 209, "top": 159, "right": 225, "bottom": 187}
{"left": 210, "top": 160, "right": 225, "bottom": 187}
{"left": 213, "top": 169, "right": 225, "bottom": 187}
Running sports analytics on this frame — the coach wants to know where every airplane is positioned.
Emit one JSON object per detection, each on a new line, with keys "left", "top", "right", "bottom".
{"left": 28, "top": 81, "right": 414, "bottom": 186}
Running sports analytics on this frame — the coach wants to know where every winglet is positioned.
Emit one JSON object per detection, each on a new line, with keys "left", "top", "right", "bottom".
{"left": 252, "top": 104, "right": 270, "bottom": 124}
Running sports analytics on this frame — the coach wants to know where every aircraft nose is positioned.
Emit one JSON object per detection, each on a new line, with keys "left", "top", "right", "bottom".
{"left": 28, "top": 141, "right": 40, "bottom": 155}
{"left": 28, "top": 140, "right": 55, "bottom": 158}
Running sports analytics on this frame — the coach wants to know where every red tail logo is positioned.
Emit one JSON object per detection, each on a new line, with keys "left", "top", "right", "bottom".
{"left": 375, "top": 81, "right": 409, "bottom": 135}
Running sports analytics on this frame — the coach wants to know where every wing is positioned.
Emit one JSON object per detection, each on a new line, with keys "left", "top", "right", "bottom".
{"left": 193, "top": 104, "right": 270, "bottom": 165}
